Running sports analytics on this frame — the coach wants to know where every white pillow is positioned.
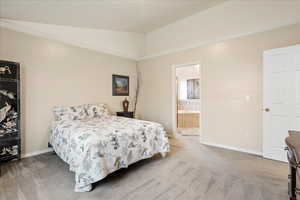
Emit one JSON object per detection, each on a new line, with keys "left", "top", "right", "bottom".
{"left": 85, "top": 104, "right": 109, "bottom": 118}
{"left": 53, "top": 105, "right": 87, "bottom": 121}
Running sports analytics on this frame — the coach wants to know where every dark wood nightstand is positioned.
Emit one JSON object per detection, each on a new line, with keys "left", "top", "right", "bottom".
{"left": 116, "top": 112, "right": 134, "bottom": 118}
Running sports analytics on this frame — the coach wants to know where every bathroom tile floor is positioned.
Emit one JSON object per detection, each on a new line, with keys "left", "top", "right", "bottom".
{"left": 177, "top": 128, "right": 200, "bottom": 136}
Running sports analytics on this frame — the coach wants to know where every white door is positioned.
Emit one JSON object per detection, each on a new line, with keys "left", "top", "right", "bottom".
{"left": 263, "top": 45, "right": 300, "bottom": 162}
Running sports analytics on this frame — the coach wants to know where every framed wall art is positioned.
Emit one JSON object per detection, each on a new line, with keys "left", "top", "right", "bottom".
{"left": 112, "top": 75, "right": 129, "bottom": 96}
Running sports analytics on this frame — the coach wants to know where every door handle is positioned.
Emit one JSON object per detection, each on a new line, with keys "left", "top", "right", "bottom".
{"left": 265, "top": 108, "right": 270, "bottom": 112}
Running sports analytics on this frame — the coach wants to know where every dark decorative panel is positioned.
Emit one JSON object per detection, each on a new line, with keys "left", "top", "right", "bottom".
{"left": 0, "top": 60, "right": 19, "bottom": 80}
{"left": 0, "top": 60, "right": 20, "bottom": 163}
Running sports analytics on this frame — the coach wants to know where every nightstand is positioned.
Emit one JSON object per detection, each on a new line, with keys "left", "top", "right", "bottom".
{"left": 116, "top": 112, "right": 134, "bottom": 118}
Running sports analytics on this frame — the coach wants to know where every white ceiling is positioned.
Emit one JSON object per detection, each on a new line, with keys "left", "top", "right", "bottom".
{"left": 0, "top": 0, "right": 227, "bottom": 33}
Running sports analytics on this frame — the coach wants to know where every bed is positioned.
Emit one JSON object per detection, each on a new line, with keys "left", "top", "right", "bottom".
{"left": 49, "top": 104, "right": 170, "bottom": 192}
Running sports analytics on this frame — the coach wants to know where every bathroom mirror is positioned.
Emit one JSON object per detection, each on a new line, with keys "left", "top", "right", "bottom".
{"left": 178, "top": 78, "right": 200, "bottom": 100}
{"left": 187, "top": 79, "right": 200, "bottom": 99}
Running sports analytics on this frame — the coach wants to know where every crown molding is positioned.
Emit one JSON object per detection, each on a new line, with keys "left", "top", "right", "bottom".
{"left": 139, "top": 21, "right": 300, "bottom": 61}
{"left": 1, "top": 19, "right": 299, "bottom": 62}
{"left": 0, "top": 19, "right": 140, "bottom": 61}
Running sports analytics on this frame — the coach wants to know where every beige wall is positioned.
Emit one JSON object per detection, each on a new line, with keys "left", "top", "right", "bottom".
{"left": 138, "top": 23, "right": 300, "bottom": 154}
{"left": 0, "top": 28, "right": 137, "bottom": 156}
{"left": 2, "top": 22, "right": 300, "bottom": 157}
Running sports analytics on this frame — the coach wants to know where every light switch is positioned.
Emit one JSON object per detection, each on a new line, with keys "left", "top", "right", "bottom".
{"left": 245, "top": 95, "right": 251, "bottom": 102}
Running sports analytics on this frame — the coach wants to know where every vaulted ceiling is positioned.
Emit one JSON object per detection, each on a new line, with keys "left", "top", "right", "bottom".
{"left": 1, "top": 0, "right": 299, "bottom": 60}
{"left": 0, "top": 0, "right": 227, "bottom": 33}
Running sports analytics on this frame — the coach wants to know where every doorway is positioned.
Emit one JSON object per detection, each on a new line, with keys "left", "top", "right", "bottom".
{"left": 173, "top": 64, "right": 201, "bottom": 136}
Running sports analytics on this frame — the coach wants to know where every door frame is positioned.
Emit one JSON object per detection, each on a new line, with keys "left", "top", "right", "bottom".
{"left": 171, "top": 62, "right": 203, "bottom": 141}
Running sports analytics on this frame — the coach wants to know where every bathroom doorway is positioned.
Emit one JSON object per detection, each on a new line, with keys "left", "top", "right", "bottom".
{"left": 173, "top": 64, "right": 201, "bottom": 136}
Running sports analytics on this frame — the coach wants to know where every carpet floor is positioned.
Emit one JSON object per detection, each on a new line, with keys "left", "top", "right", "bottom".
{"left": 0, "top": 136, "right": 288, "bottom": 200}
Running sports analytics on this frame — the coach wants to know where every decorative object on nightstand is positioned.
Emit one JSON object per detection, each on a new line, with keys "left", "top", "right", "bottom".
{"left": 122, "top": 98, "right": 129, "bottom": 112}
{"left": 117, "top": 98, "right": 133, "bottom": 118}
{"left": 0, "top": 60, "right": 21, "bottom": 176}
{"left": 116, "top": 111, "right": 134, "bottom": 118}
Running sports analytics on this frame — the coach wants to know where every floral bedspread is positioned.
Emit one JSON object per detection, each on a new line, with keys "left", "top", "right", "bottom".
{"left": 50, "top": 116, "right": 170, "bottom": 192}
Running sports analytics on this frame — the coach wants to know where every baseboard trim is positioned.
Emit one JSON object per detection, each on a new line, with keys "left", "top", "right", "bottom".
{"left": 21, "top": 143, "right": 261, "bottom": 158}
{"left": 200, "top": 141, "right": 262, "bottom": 156}
{"left": 22, "top": 148, "right": 53, "bottom": 158}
